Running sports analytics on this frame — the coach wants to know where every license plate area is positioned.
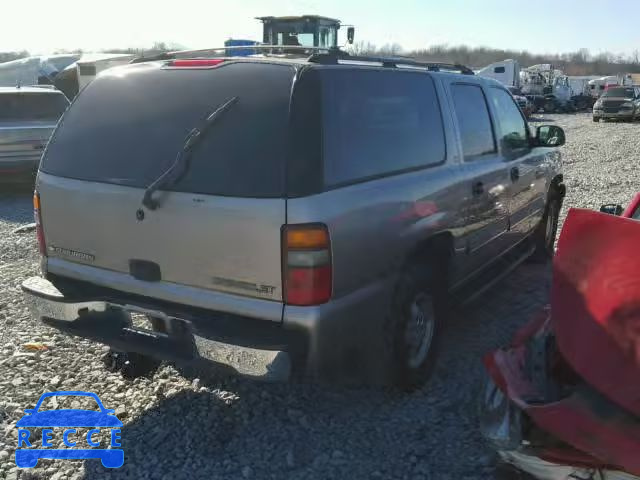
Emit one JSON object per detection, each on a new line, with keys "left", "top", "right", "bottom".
{"left": 118, "top": 305, "right": 196, "bottom": 354}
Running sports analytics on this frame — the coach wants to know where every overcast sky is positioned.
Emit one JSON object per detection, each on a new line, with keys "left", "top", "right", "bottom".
{"left": 2, "top": 0, "right": 639, "bottom": 56}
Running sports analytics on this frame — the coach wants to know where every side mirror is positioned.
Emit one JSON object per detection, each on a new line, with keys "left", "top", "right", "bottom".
{"left": 347, "top": 27, "right": 355, "bottom": 44}
{"left": 600, "top": 204, "right": 623, "bottom": 216}
{"left": 535, "top": 125, "right": 566, "bottom": 147}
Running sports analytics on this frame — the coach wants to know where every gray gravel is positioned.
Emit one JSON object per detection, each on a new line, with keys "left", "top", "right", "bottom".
{"left": 1, "top": 113, "right": 639, "bottom": 480}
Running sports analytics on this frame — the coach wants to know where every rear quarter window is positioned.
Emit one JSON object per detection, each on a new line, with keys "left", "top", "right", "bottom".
{"left": 321, "top": 69, "right": 446, "bottom": 187}
{"left": 450, "top": 83, "right": 496, "bottom": 161}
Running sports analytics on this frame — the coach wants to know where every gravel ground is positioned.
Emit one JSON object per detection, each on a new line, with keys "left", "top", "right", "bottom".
{"left": 1, "top": 112, "right": 639, "bottom": 480}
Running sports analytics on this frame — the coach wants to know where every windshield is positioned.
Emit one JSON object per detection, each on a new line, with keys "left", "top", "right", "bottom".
{"left": 603, "top": 87, "right": 635, "bottom": 98}
{"left": 0, "top": 92, "right": 69, "bottom": 121}
{"left": 277, "top": 32, "right": 314, "bottom": 47}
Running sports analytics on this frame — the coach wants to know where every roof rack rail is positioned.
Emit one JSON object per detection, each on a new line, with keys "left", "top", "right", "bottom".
{"left": 307, "top": 53, "right": 475, "bottom": 75}
{"left": 130, "top": 45, "right": 339, "bottom": 64}
{"left": 23, "top": 84, "right": 58, "bottom": 90}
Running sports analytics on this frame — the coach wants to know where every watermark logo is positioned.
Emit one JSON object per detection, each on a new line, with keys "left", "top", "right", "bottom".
{"left": 15, "top": 391, "right": 123, "bottom": 468}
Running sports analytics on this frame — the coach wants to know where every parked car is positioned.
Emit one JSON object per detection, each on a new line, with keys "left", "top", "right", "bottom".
{"left": 21, "top": 53, "right": 565, "bottom": 389}
{"left": 480, "top": 199, "right": 640, "bottom": 479}
{"left": 507, "top": 86, "right": 533, "bottom": 118}
{"left": 0, "top": 86, "right": 69, "bottom": 184}
{"left": 592, "top": 86, "right": 640, "bottom": 122}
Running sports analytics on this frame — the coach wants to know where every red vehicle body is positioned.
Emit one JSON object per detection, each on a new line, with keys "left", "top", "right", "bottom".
{"left": 480, "top": 196, "right": 640, "bottom": 480}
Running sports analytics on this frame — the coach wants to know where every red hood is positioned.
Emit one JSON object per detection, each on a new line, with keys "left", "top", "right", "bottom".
{"left": 553, "top": 208, "right": 640, "bottom": 416}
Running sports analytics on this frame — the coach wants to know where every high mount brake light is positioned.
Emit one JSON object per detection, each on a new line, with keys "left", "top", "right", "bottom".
{"left": 282, "top": 225, "right": 332, "bottom": 306}
{"left": 168, "top": 59, "right": 226, "bottom": 68}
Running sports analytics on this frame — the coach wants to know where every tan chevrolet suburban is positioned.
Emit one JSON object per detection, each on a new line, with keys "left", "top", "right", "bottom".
{"left": 22, "top": 52, "right": 566, "bottom": 389}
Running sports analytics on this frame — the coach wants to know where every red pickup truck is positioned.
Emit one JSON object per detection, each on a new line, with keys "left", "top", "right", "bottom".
{"left": 480, "top": 194, "right": 640, "bottom": 480}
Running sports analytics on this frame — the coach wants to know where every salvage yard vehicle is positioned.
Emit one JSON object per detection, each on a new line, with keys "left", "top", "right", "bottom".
{"left": 22, "top": 51, "right": 565, "bottom": 389}
{"left": 521, "top": 65, "right": 595, "bottom": 113}
{"left": 507, "top": 86, "right": 533, "bottom": 118}
{"left": 480, "top": 200, "right": 640, "bottom": 480}
{"left": 592, "top": 86, "right": 640, "bottom": 122}
{"left": 0, "top": 86, "right": 69, "bottom": 183}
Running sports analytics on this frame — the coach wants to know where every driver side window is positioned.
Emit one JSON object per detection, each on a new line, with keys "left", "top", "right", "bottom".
{"left": 488, "top": 87, "right": 529, "bottom": 157}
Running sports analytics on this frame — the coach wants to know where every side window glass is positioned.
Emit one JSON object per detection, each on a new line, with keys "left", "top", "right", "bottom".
{"left": 488, "top": 87, "right": 529, "bottom": 155}
{"left": 450, "top": 84, "right": 496, "bottom": 161}
{"left": 322, "top": 70, "right": 446, "bottom": 186}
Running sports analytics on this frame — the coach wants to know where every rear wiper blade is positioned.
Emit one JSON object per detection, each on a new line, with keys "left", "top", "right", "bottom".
{"left": 141, "top": 96, "right": 239, "bottom": 211}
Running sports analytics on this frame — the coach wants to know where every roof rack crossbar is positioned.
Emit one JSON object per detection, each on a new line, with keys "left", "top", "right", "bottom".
{"left": 307, "top": 53, "right": 475, "bottom": 75}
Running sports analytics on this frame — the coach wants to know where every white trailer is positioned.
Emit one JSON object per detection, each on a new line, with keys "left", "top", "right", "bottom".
{"left": 588, "top": 76, "right": 618, "bottom": 97}
{"left": 567, "top": 76, "right": 600, "bottom": 97}
{"left": 0, "top": 54, "right": 79, "bottom": 87}
{"left": 475, "top": 59, "right": 521, "bottom": 87}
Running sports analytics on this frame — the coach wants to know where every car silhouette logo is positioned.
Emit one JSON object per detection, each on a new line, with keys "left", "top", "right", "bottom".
{"left": 15, "top": 391, "right": 123, "bottom": 468}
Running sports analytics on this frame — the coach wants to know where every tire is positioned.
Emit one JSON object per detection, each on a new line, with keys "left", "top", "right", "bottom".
{"left": 386, "top": 263, "right": 448, "bottom": 390}
{"left": 543, "top": 100, "right": 556, "bottom": 113}
{"left": 530, "top": 196, "right": 561, "bottom": 263}
{"left": 593, "top": 117, "right": 599, "bottom": 122}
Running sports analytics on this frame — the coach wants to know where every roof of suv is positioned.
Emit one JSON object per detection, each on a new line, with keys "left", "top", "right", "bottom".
{"left": 137, "top": 53, "right": 480, "bottom": 79}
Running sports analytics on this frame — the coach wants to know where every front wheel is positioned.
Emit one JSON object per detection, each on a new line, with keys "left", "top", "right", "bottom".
{"left": 593, "top": 117, "right": 599, "bottom": 122}
{"left": 386, "top": 265, "right": 447, "bottom": 390}
{"left": 530, "top": 197, "right": 561, "bottom": 262}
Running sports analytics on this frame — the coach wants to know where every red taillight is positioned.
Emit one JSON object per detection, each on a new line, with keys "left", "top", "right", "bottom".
{"left": 33, "top": 191, "right": 46, "bottom": 256}
{"left": 168, "top": 59, "right": 225, "bottom": 68}
{"left": 282, "top": 224, "right": 332, "bottom": 306}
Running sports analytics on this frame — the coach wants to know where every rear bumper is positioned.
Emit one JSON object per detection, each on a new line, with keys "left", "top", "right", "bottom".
{"left": 22, "top": 276, "right": 293, "bottom": 382}
{"left": 22, "top": 274, "right": 394, "bottom": 383}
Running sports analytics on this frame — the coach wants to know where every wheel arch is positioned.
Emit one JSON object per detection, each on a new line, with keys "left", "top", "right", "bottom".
{"left": 401, "top": 230, "right": 454, "bottom": 285}
{"left": 548, "top": 174, "right": 566, "bottom": 200}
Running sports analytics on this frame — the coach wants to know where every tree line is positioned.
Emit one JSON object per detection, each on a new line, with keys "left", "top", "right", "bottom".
{"left": 350, "top": 43, "right": 640, "bottom": 76}
{"left": 3, "top": 43, "right": 640, "bottom": 76}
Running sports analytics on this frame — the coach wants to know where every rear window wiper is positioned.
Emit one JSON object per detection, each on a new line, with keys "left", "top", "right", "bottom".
{"left": 141, "top": 96, "right": 239, "bottom": 210}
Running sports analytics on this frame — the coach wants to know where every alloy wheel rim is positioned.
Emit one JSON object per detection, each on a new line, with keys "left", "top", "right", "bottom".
{"left": 404, "top": 293, "right": 436, "bottom": 369}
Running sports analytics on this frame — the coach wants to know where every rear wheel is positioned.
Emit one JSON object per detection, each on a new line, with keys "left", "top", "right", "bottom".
{"left": 530, "top": 196, "right": 561, "bottom": 262}
{"left": 386, "top": 263, "right": 448, "bottom": 390}
{"left": 593, "top": 117, "right": 599, "bottom": 122}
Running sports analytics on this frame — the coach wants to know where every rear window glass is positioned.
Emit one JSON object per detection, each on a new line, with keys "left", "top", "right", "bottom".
{"left": 41, "top": 62, "right": 294, "bottom": 197}
{"left": 0, "top": 92, "right": 69, "bottom": 121}
{"left": 321, "top": 69, "right": 446, "bottom": 187}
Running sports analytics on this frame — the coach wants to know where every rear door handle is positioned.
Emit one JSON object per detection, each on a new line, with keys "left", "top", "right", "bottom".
{"left": 510, "top": 167, "right": 520, "bottom": 182}
{"left": 472, "top": 181, "right": 484, "bottom": 196}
